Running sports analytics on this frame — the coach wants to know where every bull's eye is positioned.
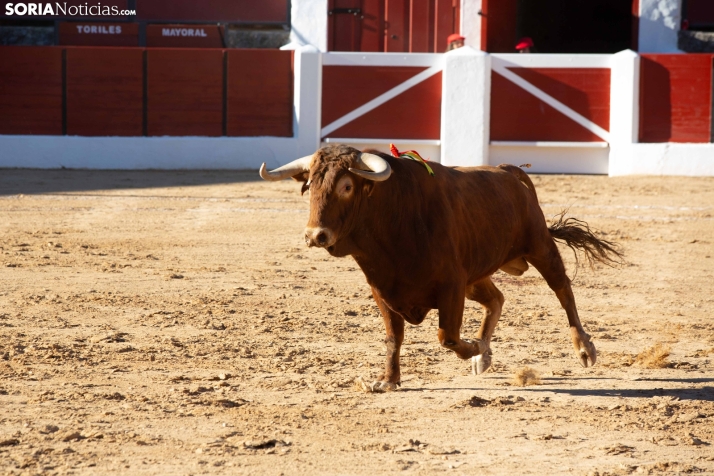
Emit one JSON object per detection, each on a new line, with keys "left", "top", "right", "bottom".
{"left": 346, "top": 185, "right": 352, "bottom": 192}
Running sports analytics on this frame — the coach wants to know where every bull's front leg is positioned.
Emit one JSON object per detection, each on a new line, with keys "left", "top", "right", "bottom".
{"left": 371, "top": 288, "right": 404, "bottom": 392}
{"left": 437, "top": 284, "right": 487, "bottom": 360}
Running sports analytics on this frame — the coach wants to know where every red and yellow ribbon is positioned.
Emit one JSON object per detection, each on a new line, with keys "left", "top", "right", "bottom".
{"left": 390, "top": 143, "right": 435, "bottom": 177}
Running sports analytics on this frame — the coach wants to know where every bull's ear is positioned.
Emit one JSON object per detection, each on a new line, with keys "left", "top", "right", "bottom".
{"left": 362, "top": 181, "right": 374, "bottom": 196}
{"left": 290, "top": 171, "right": 309, "bottom": 183}
{"left": 300, "top": 180, "right": 310, "bottom": 196}
{"left": 291, "top": 171, "right": 310, "bottom": 195}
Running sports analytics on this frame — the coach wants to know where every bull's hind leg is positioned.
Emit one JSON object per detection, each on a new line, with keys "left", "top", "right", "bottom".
{"left": 527, "top": 240, "right": 597, "bottom": 367}
{"left": 466, "top": 277, "right": 505, "bottom": 375}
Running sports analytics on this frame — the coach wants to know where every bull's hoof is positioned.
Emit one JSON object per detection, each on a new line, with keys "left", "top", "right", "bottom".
{"left": 472, "top": 352, "right": 492, "bottom": 375}
{"left": 369, "top": 381, "right": 398, "bottom": 393}
{"left": 577, "top": 339, "right": 597, "bottom": 368}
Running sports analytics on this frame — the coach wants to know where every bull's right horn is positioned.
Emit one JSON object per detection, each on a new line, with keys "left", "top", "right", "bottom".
{"left": 349, "top": 152, "right": 392, "bottom": 182}
{"left": 259, "top": 155, "right": 312, "bottom": 181}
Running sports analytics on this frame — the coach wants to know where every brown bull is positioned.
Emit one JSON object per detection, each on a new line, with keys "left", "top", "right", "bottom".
{"left": 260, "top": 144, "right": 621, "bottom": 391}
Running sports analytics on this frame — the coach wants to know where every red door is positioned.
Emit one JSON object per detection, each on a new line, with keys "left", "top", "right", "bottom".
{"left": 328, "top": 0, "right": 459, "bottom": 52}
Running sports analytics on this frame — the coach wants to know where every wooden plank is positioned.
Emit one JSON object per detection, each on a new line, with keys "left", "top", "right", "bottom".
{"left": 58, "top": 22, "right": 139, "bottom": 47}
{"left": 328, "top": 0, "right": 361, "bottom": 51}
{"left": 226, "top": 50, "right": 293, "bottom": 137}
{"left": 0, "top": 46, "right": 63, "bottom": 135}
{"left": 146, "top": 49, "right": 224, "bottom": 137}
{"left": 506, "top": 68, "right": 611, "bottom": 130}
{"left": 385, "top": 0, "right": 408, "bottom": 52}
{"left": 136, "top": 0, "right": 288, "bottom": 23}
{"left": 360, "top": 0, "right": 384, "bottom": 52}
{"left": 146, "top": 24, "right": 224, "bottom": 48}
{"left": 326, "top": 71, "right": 441, "bottom": 139}
{"left": 640, "top": 54, "right": 712, "bottom": 143}
{"left": 409, "top": 0, "right": 431, "bottom": 52}
{"left": 490, "top": 70, "right": 604, "bottom": 142}
{"left": 66, "top": 47, "right": 143, "bottom": 136}
{"left": 433, "top": 0, "right": 455, "bottom": 53}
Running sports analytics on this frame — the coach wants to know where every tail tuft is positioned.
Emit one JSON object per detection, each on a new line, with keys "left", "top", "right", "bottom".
{"left": 548, "top": 211, "right": 625, "bottom": 269}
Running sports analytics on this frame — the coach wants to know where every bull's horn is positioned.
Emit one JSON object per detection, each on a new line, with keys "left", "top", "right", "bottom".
{"left": 349, "top": 152, "right": 392, "bottom": 182}
{"left": 259, "top": 155, "right": 312, "bottom": 181}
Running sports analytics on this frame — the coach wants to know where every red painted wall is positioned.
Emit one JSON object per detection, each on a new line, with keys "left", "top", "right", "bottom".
{"left": 146, "top": 49, "right": 224, "bottom": 137}
{"left": 0, "top": 46, "right": 63, "bottom": 135}
{"left": 226, "top": 50, "right": 293, "bottom": 137}
{"left": 322, "top": 65, "right": 441, "bottom": 139}
{"left": 639, "top": 54, "right": 712, "bottom": 143}
{"left": 66, "top": 47, "right": 143, "bottom": 136}
{"left": 490, "top": 68, "right": 611, "bottom": 142}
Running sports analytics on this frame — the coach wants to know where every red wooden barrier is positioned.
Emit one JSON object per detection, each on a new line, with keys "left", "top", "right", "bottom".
{"left": 66, "top": 47, "right": 143, "bottom": 136}
{"left": 490, "top": 68, "right": 610, "bottom": 142}
{"left": 640, "top": 54, "right": 712, "bottom": 143}
{"left": 322, "top": 66, "right": 441, "bottom": 139}
{"left": 226, "top": 50, "right": 293, "bottom": 137}
{"left": 59, "top": 22, "right": 140, "bottom": 47}
{"left": 146, "top": 49, "right": 224, "bottom": 137}
{"left": 136, "top": 0, "right": 289, "bottom": 23}
{"left": 0, "top": 46, "right": 63, "bottom": 135}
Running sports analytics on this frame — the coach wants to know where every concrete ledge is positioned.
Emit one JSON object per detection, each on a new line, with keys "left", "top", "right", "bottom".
{"left": 0, "top": 135, "right": 299, "bottom": 169}
{"left": 491, "top": 141, "right": 608, "bottom": 148}
{"left": 609, "top": 143, "right": 714, "bottom": 176}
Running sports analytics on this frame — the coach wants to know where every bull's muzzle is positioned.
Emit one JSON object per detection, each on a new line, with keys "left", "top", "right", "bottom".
{"left": 304, "top": 227, "right": 335, "bottom": 248}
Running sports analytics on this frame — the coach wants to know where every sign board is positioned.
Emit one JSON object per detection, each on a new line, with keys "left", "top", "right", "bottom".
{"left": 146, "top": 24, "right": 224, "bottom": 48}
{"left": 59, "top": 22, "right": 139, "bottom": 46}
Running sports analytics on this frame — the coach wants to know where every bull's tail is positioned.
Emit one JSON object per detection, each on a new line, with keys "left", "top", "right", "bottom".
{"left": 548, "top": 211, "right": 625, "bottom": 268}
{"left": 498, "top": 163, "right": 539, "bottom": 202}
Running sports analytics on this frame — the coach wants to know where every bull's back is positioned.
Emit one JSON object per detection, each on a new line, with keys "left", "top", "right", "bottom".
{"left": 438, "top": 164, "right": 544, "bottom": 278}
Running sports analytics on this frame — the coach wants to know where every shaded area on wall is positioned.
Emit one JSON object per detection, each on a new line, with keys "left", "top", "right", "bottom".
{"left": 490, "top": 68, "right": 610, "bottom": 142}
{"left": 639, "top": 54, "right": 712, "bottom": 143}
{"left": 0, "top": 46, "right": 294, "bottom": 138}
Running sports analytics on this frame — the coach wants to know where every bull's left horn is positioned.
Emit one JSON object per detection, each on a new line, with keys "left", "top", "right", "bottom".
{"left": 349, "top": 152, "right": 392, "bottom": 182}
{"left": 259, "top": 155, "right": 312, "bottom": 181}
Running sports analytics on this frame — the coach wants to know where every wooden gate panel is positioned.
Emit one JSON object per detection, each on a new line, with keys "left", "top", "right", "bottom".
{"left": 322, "top": 65, "right": 429, "bottom": 126}
{"left": 325, "top": 72, "right": 441, "bottom": 139}
{"left": 507, "top": 67, "right": 611, "bottom": 130}
{"left": 66, "top": 47, "right": 143, "bottom": 136}
{"left": 226, "top": 50, "right": 293, "bottom": 137}
{"left": 147, "top": 49, "right": 224, "bottom": 137}
{"left": 0, "top": 46, "right": 63, "bottom": 135}
{"left": 490, "top": 70, "right": 604, "bottom": 142}
{"left": 640, "top": 54, "right": 712, "bottom": 143}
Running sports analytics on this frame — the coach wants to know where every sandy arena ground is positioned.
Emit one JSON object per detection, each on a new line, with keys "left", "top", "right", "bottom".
{"left": 0, "top": 169, "right": 713, "bottom": 475}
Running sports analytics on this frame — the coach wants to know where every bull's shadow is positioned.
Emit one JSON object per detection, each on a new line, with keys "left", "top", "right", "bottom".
{"left": 0, "top": 169, "right": 262, "bottom": 196}
{"left": 401, "top": 377, "right": 714, "bottom": 402}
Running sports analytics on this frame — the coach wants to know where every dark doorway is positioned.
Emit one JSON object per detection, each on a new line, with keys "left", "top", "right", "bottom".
{"left": 515, "top": 0, "right": 633, "bottom": 53}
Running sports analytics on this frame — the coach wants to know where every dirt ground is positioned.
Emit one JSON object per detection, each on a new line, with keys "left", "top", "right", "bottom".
{"left": 0, "top": 168, "right": 713, "bottom": 476}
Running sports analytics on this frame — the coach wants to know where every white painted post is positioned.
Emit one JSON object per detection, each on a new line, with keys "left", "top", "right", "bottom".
{"left": 440, "top": 46, "right": 490, "bottom": 167}
{"left": 281, "top": 0, "right": 329, "bottom": 52}
{"left": 460, "top": 0, "right": 483, "bottom": 51}
{"left": 608, "top": 50, "right": 640, "bottom": 176}
{"left": 294, "top": 45, "right": 322, "bottom": 159}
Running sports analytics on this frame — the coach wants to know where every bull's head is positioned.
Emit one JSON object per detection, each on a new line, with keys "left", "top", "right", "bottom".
{"left": 259, "top": 145, "right": 391, "bottom": 256}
